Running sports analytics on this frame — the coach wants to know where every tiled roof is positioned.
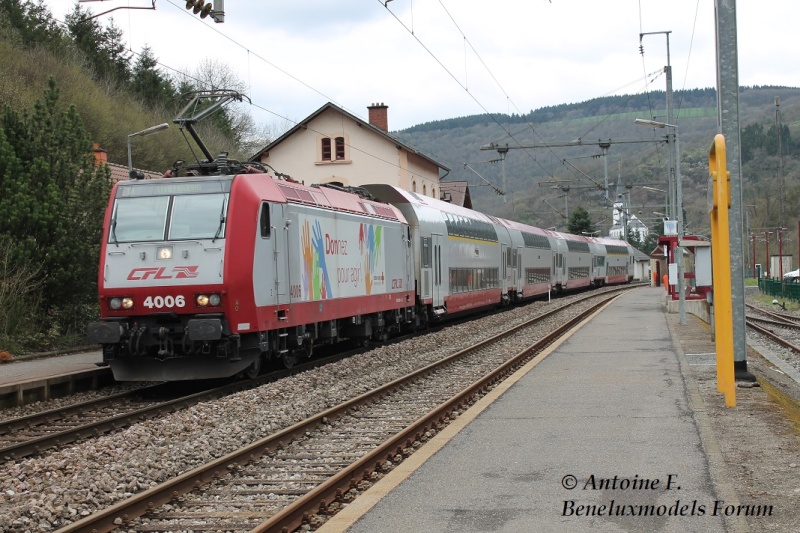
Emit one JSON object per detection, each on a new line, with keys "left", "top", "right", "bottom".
{"left": 439, "top": 181, "right": 472, "bottom": 208}
{"left": 107, "top": 162, "right": 163, "bottom": 183}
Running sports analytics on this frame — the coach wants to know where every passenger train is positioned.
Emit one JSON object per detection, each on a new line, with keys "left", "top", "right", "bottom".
{"left": 87, "top": 161, "right": 635, "bottom": 381}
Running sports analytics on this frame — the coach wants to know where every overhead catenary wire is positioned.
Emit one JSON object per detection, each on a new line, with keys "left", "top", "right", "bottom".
{"left": 46, "top": 2, "right": 458, "bottom": 185}
{"left": 56, "top": 1, "right": 699, "bottom": 211}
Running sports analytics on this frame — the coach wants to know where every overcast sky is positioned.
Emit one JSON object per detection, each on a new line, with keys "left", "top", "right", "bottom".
{"left": 46, "top": 1, "right": 799, "bottom": 132}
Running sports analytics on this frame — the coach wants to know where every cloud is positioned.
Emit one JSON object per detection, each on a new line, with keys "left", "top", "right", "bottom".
{"left": 43, "top": 0, "right": 800, "bottom": 132}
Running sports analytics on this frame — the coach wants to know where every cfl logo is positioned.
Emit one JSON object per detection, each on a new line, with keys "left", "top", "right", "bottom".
{"left": 128, "top": 266, "right": 199, "bottom": 280}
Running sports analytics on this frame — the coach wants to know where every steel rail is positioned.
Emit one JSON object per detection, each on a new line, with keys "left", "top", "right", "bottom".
{"left": 252, "top": 292, "right": 621, "bottom": 533}
{"left": 744, "top": 303, "right": 800, "bottom": 325}
{"left": 0, "top": 351, "right": 352, "bottom": 463}
{"left": 57, "top": 287, "right": 630, "bottom": 533}
{"left": 746, "top": 319, "right": 800, "bottom": 356}
{"left": 745, "top": 315, "right": 800, "bottom": 331}
{"left": 0, "top": 383, "right": 166, "bottom": 462}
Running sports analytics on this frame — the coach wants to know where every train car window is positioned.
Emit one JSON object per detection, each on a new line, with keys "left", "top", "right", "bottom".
{"left": 260, "top": 203, "right": 271, "bottom": 238}
{"left": 421, "top": 237, "right": 432, "bottom": 268}
{"left": 437, "top": 245, "right": 441, "bottom": 285}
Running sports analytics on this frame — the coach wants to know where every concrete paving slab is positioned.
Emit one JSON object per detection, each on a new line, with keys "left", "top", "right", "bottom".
{"left": 0, "top": 350, "right": 102, "bottom": 386}
{"left": 339, "top": 288, "right": 731, "bottom": 533}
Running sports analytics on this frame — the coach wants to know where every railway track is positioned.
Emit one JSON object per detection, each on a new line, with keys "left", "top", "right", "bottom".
{"left": 745, "top": 302, "right": 800, "bottom": 326}
{"left": 57, "top": 287, "right": 631, "bottom": 533}
{"left": 0, "top": 352, "right": 357, "bottom": 464}
{"left": 0, "top": 383, "right": 167, "bottom": 463}
{"left": 746, "top": 320, "right": 800, "bottom": 356}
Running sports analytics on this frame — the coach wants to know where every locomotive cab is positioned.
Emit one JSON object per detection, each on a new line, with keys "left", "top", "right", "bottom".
{"left": 87, "top": 176, "right": 248, "bottom": 380}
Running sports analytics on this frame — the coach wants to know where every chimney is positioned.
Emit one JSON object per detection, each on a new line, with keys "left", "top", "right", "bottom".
{"left": 367, "top": 102, "right": 389, "bottom": 131}
{"left": 92, "top": 143, "right": 108, "bottom": 166}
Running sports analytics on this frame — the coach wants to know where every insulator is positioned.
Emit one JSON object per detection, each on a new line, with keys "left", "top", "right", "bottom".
{"left": 200, "top": 3, "right": 213, "bottom": 18}
{"left": 193, "top": 0, "right": 205, "bottom": 14}
{"left": 185, "top": 0, "right": 196, "bottom": 9}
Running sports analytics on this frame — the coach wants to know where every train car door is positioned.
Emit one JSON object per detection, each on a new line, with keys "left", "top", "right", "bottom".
{"left": 501, "top": 243, "right": 508, "bottom": 289}
{"left": 432, "top": 233, "right": 444, "bottom": 306}
{"left": 404, "top": 225, "right": 414, "bottom": 296}
{"left": 273, "top": 203, "right": 289, "bottom": 306}
{"left": 420, "top": 235, "right": 432, "bottom": 301}
{"left": 516, "top": 246, "right": 523, "bottom": 291}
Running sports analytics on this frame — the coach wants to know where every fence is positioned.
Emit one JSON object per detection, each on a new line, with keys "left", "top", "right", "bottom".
{"left": 758, "top": 277, "right": 800, "bottom": 301}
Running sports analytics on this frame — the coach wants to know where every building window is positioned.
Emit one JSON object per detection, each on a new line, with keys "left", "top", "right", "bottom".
{"left": 433, "top": 187, "right": 436, "bottom": 199}
{"left": 423, "top": 184, "right": 427, "bottom": 196}
{"left": 321, "top": 138, "right": 331, "bottom": 161}
{"left": 335, "top": 136, "right": 345, "bottom": 160}
{"left": 412, "top": 181, "right": 417, "bottom": 192}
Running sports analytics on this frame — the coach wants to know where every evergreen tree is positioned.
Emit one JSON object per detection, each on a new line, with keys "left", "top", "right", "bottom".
{"left": 567, "top": 206, "right": 594, "bottom": 235}
{"left": 0, "top": 0, "right": 63, "bottom": 49}
{"left": 0, "top": 78, "right": 111, "bottom": 334}
{"left": 131, "top": 46, "right": 177, "bottom": 108}
{"left": 65, "top": 5, "right": 130, "bottom": 85}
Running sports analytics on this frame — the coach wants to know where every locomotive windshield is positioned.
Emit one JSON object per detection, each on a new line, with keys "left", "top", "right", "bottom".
{"left": 110, "top": 179, "right": 231, "bottom": 243}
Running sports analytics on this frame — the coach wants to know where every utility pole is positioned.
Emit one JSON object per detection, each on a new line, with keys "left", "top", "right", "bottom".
{"left": 776, "top": 96, "right": 784, "bottom": 225}
{"left": 640, "top": 29, "right": 685, "bottom": 325}
{"left": 715, "top": 0, "right": 754, "bottom": 380}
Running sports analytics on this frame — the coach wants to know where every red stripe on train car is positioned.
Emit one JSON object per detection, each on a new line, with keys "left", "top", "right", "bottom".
{"left": 444, "top": 289, "right": 502, "bottom": 314}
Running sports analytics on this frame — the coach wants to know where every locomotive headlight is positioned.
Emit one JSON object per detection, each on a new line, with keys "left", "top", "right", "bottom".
{"left": 110, "top": 297, "right": 122, "bottom": 310}
{"left": 196, "top": 294, "right": 221, "bottom": 307}
{"left": 122, "top": 297, "right": 134, "bottom": 309}
{"left": 157, "top": 246, "right": 173, "bottom": 260}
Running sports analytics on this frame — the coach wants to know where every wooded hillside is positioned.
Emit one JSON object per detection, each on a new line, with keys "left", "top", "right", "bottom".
{"left": 397, "top": 86, "right": 800, "bottom": 244}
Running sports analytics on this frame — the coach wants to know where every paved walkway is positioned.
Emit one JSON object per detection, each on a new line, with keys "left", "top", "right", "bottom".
{"left": 324, "top": 288, "right": 746, "bottom": 533}
{"left": 0, "top": 350, "right": 102, "bottom": 386}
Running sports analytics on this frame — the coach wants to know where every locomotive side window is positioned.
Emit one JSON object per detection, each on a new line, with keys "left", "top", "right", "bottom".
{"left": 260, "top": 203, "right": 271, "bottom": 238}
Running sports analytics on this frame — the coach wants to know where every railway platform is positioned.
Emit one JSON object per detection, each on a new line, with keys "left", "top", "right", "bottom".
{"left": 0, "top": 350, "right": 102, "bottom": 387}
{"left": 0, "top": 349, "right": 107, "bottom": 408}
{"left": 321, "top": 287, "right": 784, "bottom": 533}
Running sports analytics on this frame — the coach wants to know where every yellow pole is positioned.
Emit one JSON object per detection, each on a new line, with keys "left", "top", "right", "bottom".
{"left": 708, "top": 134, "right": 736, "bottom": 407}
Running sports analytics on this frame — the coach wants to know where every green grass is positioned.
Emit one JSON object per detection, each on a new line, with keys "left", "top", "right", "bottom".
{"left": 748, "top": 290, "right": 800, "bottom": 311}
